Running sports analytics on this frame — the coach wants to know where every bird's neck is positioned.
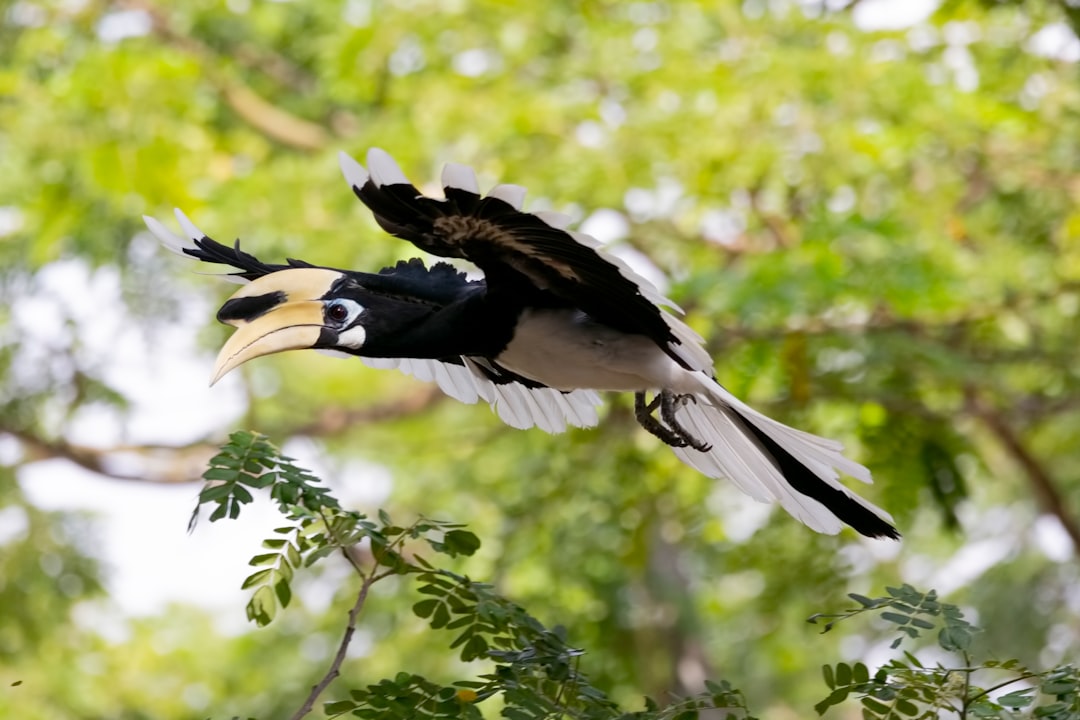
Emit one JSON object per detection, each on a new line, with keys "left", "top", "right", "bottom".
{"left": 360, "top": 294, "right": 522, "bottom": 360}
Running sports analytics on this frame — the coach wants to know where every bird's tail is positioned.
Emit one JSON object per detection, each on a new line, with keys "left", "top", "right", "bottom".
{"left": 672, "top": 373, "right": 898, "bottom": 539}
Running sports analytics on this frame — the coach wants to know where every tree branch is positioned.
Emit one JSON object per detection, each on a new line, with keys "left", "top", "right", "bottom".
{"left": 117, "top": 0, "right": 334, "bottom": 151}
{"left": 4, "top": 387, "right": 444, "bottom": 484}
{"left": 289, "top": 570, "right": 376, "bottom": 720}
{"left": 966, "top": 390, "right": 1080, "bottom": 550}
{"left": 288, "top": 386, "right": 444, "bottom": 437}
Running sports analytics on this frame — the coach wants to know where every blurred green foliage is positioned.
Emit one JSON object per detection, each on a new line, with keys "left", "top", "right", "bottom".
{"left": 2, "top": 0, "right": 1080, "bottom": 718}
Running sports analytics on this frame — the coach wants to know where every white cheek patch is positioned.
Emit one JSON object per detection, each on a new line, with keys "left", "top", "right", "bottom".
{"left": 336, "top": 325, "right": 367, "bottom": 348}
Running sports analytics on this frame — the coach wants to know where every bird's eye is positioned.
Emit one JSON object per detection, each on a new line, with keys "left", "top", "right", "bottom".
{"left": 326, "top": 302, "right": 350, "bottom": 323}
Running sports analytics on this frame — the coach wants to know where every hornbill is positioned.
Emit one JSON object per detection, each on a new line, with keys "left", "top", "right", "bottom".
{"left": 144, "top": 148, "right": 898, "bottom": 540}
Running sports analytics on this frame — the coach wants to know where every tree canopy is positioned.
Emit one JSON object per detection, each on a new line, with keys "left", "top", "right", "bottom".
{"left": 1, "top": 1, "right": 1079, "bottom": 718}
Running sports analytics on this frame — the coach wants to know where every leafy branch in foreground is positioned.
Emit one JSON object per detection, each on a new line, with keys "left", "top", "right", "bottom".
{"left": 809, "top": 586, "right": 1080, "bottom": 720}
{"left": 195, "top": 432, "right": 1078, "bottom": 720}
{"left": 195, "top": 431, "right": 752, "bottom": 720}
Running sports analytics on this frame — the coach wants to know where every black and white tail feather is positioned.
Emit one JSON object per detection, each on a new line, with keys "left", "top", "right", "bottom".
{"left": 144, "top": 149, "right": 897, "bottom": 539}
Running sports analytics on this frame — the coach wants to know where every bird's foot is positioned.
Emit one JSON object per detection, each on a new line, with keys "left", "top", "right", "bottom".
{"left": 661, "top": 391, "right": 712, "bottom": 452}
{"left": 634, "top": 391, "right": 688, "bottom": 447}
{"left": 634, "top": 390, "right": 712, "bottom": 452}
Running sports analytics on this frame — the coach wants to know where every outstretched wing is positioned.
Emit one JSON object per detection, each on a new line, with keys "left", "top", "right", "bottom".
{"left": 338, "top": 149, "right": 712, "bottom": 373}
{"left": 143, "top": 211, "right": 602, "bottom": 433}
{"left": 362, "top": 356, "right": 602, "bottom": 433}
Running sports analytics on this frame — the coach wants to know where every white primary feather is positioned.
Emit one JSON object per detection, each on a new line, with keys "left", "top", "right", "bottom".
{"left": 361, "top": 356, "right": 601, "bottom": 432}
{"left": 315, "top": 349, "right": 355, "bottom": 360}
{"left": 442, "top": 162, "right": 480, "bottom": 194}
{"left": 338, "top": 151, "right": 370, "bottom": 190}
{"left": 173, "top": 208, "right": 207, "bottom": 243}
{"left": 144, "top": 214, "right": 247, "bottom": 284}
{"left": 490, "top": 382, "right": 535, "bottom": 429}
{"left": 533, "top": 210, "right": 573, "bottom": 230}
{"left": 366, "top": 147, "right": 410, "bottom": 187}
{"left": 143, "top": 215, "right": 197, "bottom": 256}
{"left": 487, "top": 183, "right": 527, "bottom": 210}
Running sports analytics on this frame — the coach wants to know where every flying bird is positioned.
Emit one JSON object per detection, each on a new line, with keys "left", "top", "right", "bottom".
{"left": 144, "top": 148, "right": 898, "bottom": 540}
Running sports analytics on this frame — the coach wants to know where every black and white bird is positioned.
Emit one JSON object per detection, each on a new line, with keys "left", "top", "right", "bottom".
{"left": 144, "top": 148, "right": 898, "bottom": 540}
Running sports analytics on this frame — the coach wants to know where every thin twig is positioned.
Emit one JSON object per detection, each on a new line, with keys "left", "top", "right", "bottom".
{"left": 289, "top": 571, "right": 375, "bottom": 720}
{"left": 965, "top": 672, "right": 1040, "bottom": 707}
{"left": 288, "top": 515, "right": 428, "bottom": 719}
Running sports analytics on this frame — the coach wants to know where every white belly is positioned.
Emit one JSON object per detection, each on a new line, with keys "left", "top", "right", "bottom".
{"left": 495, "top": 308, "right": 686, "bottom": 392}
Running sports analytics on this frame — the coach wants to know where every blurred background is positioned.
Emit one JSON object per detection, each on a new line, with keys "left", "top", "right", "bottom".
{"left": 1, "top": 0, "right": 1079, "bottom": 717}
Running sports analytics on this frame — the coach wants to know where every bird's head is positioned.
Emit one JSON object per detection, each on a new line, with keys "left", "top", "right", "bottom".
{"left": 211, "top": 268, "right": 368, "bottom": 385}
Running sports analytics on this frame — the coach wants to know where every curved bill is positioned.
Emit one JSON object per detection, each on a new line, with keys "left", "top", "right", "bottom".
{"left": 211, "top": 301, "right": 326, "bottom": 385}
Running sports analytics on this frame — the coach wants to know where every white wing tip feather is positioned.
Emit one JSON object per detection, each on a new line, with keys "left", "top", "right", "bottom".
{"left": 442, "top": 162, "right": 479, "bottom": 194}
{"left": 173, "top": 208, "right": 206, "bottom": 242}
{"left": 143, "top": 214, "right": 196, "bottom": 256}
{"left": 338, "top": 151, "right": 369, "bottom": 189}
{"left": 366, "top": 147, "right": 409, "bottom": 187}
{"left": 534, "top": 210, "right": 573, "bottom": 230}
{"left": 488, "top": 183, "right": 526, "bottom": 210}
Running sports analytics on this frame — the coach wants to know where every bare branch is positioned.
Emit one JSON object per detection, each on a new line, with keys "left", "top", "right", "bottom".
{"left": 4, "top": 387, "right": 444, "bottom": 484}
{"left": 966, "top": 390, "right": 1080, "bottom": 550}
{"left": 116, "top": 0, "right": 334, "bottom": 151}
{"left": 289, "top": 570, "right": 376, "bottom": 720}
{"left": 289, "top": 386, "right": 445, "bottom": 437}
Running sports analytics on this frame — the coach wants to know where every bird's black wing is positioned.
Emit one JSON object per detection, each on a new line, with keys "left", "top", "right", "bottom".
{"left": 338, "top": 150, "right": 712, "bottom": 372}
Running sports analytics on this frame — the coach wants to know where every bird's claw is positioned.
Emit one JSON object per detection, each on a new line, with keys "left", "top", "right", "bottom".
{"left": 634, "top": 390, "right": 712, "bottom": 452}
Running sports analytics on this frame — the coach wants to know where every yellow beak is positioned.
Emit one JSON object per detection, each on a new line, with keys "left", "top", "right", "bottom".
{"left": 210, "top": 268, "right": 341, "bottom": 385}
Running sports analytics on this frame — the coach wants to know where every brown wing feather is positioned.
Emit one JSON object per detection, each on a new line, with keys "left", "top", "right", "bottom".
{"left": 344, "top": 152, "right": 700, "bottom": 367}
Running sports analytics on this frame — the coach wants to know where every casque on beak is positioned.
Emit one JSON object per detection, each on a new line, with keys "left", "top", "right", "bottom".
{"left": 210, "top": 268, "right": 341, "bottom": 385}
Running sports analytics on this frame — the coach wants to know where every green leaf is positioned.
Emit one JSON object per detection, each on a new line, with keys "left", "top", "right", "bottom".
{"left": 1040, "top": 680, "right": 1076, "bottom": 695}
{"left": 202, "top": 467, "right": 239, "bottom": 482}
{"left": 241, "top": 568, "right": 273, "bottom": 590}
{"left": 413, "top": 599, "right": 439, "bottom": 619}
{"left": 861, "top": 696, "right": 890, "bottom": 715}
{"left": 853, "top": 662, "right": 869, "bottom": 684}
{"left": 895, "top": 698, "right": 919, "bottom": 716}
{"left": 823, "top": 664, "right": 835, "bottom": 689}
{"left": 814, "top": 687, "right": 849, "bottom": 715}
{"left": 938, "top": 626, "right": 971, "bottom": 652}
{"left": 997, "top": 691, "right": 1034, "bottom": 708}
{"left": 322, "top": 700, "right": 356, "bottom": 714}
{"left": 431, "top": 602, "right": 451, "bottom": 629}
{"left": 246, "top": 585, "right": 277, "bottom": 626}
{"left": 248, "top": 553, "right": 279, "bottom": 567}
{"left": 274, "top": 577, "right": 291, "bottom": 607}
{"left": 881, "top": 612, "right": 911, "bottom": 626}
{"left": 443, "top": 530, "right": 481, "bottom": 557}
{"left": 461, "top": 634, "right": 489, "bottom": 661}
